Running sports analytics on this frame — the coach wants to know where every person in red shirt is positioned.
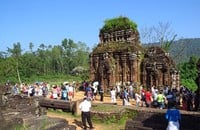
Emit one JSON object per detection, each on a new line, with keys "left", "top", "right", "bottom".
{"left": 145, "top": 88, "right": 153, "bottom": 107}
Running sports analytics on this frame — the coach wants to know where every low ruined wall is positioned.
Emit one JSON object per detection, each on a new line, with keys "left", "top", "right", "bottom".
{"left": 6, "top": 95, "right": 46, "bottom": 116}
{"left": 1, "top": 94, "right": 76, "bottom": 130}
{"left": 125, "top": 107, "right": 200, "bottom": 130}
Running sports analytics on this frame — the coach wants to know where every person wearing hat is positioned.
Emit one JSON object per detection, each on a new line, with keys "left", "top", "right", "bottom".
{"left": 79, "top": 97, "right": 94, "bottom": 130}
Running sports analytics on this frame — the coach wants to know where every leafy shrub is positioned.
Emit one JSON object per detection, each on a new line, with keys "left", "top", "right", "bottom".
{"left": 91, "top": 104, "right": 137, "bottom": 124}
{"left": 100, "top": 16, "right": 137, "bottom": 33}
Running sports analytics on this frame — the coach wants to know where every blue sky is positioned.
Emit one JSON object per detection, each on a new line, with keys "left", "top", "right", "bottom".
{"left": 0, "top": 0, "right": 199, "bottom": 52}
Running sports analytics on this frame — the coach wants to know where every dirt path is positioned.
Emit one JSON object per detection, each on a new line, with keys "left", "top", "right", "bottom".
{"left": 47, "top": 91, "right": 135, "bottom": 130}
{"left": 47, "top": 111, "right": 106, "bottom": 130}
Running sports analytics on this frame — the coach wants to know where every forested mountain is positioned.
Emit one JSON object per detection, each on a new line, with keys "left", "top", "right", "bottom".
{"left": 143, "top": 38, "right": 200, "bottom": 64}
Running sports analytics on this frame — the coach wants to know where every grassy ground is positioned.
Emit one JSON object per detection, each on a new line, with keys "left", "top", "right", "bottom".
{"left": 47, "top": 109, "right": 127, "bottom": 130}
{"left": 46, "top": 91, "right": 137, "bottom": 130}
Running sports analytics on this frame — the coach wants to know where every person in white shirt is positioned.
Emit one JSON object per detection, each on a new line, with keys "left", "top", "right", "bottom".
{"left": 116, "top": 83, "right": 121, "bottom": 99}
{"left": 110, "top": 88, "right": 116, "bottom": 103}
{"left": 135, "top": 92, "right": 141, "bottom": 107}
{"left": 93, "top": 85, "right": 98, "bottom": 100}
{"left": 79, "top": 97, "right": 94, "bottom": 130}
{"left": 68, "top": 84, "right": 74, "bottom": 101}
{"left": 52, "top": 85, "right": 58, "bottom": 99}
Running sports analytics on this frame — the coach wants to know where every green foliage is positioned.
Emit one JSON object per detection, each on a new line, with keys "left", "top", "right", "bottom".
{"left": 181, "top": 79, "right": 197, "bottom": 92}
{"left": 161, "top": 34, "right": 177, "bottom": 52}
{"left": 6, "top": 74, "right": 83, "bottom": 85}
{"left": 91, "top": 104, "right": 137, "bottom": 125}
{"left": 100, "top": 16, "right": 137, "bottom": 33}
{"left": 178, "top": 56, "right": 198, "bottom": 92}
{"left": 178, "top": 56, "right": 198, "bottom": 80}
{"left": 7, "top": 42, "right": 22, "bottom": 58}
{"left": 47, "top": 109, "right": 127, "bottom": 130}
{"left": 14, "top": 124, "right": 27, "bottom": 130}
{"left": 92, "top": 104, "right": 124, "bottom": 112}
{"left": 92, "top": 109, "right": 137, "bottom": 125}
{"left": 41, "top": 116, "right": 48, "bottom": 130}
{"left": 0, "top": 39, "right": 89, "bottom": 84}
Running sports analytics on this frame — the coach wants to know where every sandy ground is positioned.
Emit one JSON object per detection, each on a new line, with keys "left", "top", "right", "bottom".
{"left": 47, "top": 91, "right": 136, "bottom": 130}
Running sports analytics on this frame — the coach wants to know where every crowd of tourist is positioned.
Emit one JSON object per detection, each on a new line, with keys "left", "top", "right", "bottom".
{"left": 6, "top": 80, "right": 199, "bottom": 130}
{"left": 108, "top": 81, "right": 200, "bottom": 111}
{"left": 10, "top": 81, "right": 78, "bottom": 101}
{"left": 80, "top": 81, "right": 199, "bottom": 111}
{"left": 8, "top": 80, "right": 199, "bottom": 111}
{"left": 11, "top": 82, "right": 49, "bottom": 97}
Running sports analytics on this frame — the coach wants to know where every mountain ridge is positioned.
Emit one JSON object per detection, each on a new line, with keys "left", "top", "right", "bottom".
{"left": 142, "top": 38, "right": 200, "bottom": 64}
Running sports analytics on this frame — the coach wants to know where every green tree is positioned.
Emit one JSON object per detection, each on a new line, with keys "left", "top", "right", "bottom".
{"left": 0, "top": 57, "right": 18, "bottom": 83}
{"left": 37, "top": 43, "right": 48, "bottom": 75}
{"left": 73, "top": 41, "right": 89, "bottom": 67}
{"left": 0, "top": 51, "right": 8, "bottom": 59}
{"left": 29, "top": 42, "right": 34, "bottom": 53}
{"left": 160, "top": 34, "right": 177, "bottom": 52}
{"left": 61, "top": 38, "right": 77, "bottom": 74}
{"left": 20, "top": 52, "right": 38, "bottom": 78}
{"left": 51, "top": 45, "right": 63, "bottom": 73}
{"left": 0, "top": 37, "right": 91, "bottom": 84}
{"left": 7, "top": 42, "right": 23, "bottom": 84}
{"left": 178, "top": 56, "right": 198, "bottom": 91}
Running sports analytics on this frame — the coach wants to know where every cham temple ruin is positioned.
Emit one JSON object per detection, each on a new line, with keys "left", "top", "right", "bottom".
{"left": 89, "top": 17, "right": 179, "bottom": 91}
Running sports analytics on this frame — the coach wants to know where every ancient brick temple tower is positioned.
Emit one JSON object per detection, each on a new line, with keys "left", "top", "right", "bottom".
{"left": 141, "top": 46, "right": 179, "bottom": 89}
{"left": 89, "top": 17, "right": 143, "bottom": 91}
{"left": 89, "top": 17, "right": 179, "bottom": 91}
